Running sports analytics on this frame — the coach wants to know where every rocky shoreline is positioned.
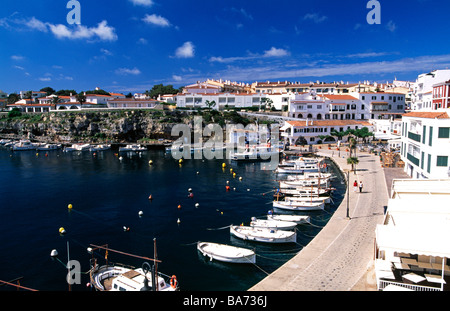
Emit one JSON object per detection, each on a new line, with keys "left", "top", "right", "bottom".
{"left": 0, "top": 110, "right": 190, "bottom": 145}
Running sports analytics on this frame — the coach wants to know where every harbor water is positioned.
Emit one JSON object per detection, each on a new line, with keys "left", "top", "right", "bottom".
{"left": 0, "top": 147, "right": 345, "bottom": 291}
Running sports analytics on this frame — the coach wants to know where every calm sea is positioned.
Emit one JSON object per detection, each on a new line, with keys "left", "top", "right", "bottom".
{"left": 0, "top": 147, "right": 344, "bottom": 291}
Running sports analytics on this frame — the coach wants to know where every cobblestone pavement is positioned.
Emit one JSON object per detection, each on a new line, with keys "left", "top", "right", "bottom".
{"left": 250, "top": 147, "right": 393, "bottom": 291}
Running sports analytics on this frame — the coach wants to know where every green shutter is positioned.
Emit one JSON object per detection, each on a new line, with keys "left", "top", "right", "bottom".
{"left": 427, "top": 154, "right": 431, "bottom": 173}
{"left": 438, "top": 127, "right": 450, "bottom": 138}
{"left": 429, "top": 126, "right": 433, "bottom": 146}
{"left": 422, "top": 126, "right": 426, "bottom": 144}
{"left": 437, "top": 156, "right": 448, "bottom": 167}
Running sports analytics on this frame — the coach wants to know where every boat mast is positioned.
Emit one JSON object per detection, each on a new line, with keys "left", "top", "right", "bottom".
{"left": 154, "top": 238, "right": 158, "bottom": 291}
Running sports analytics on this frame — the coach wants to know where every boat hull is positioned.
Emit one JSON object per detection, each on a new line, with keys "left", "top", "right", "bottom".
{"left": 250, "top": 219, "right": 297, "bottom": 230}
{"left": 267, "top": 214, "right": 310, "bottom": 224}
{"left": 273, "top": 200, "right": 325, "bottom": 211}
{"left": 197, "top": 242, "right": 256, "bottom": 264}
{"left": 230, "top": 225, "right": 297, "bottom": 244}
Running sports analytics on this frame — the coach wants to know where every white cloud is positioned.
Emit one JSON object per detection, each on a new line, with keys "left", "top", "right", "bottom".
{"left": 263, "top": 47, "right": 290, "bottom": 57}
{"left": 386, "top": 20, "right": 397, "bottom": 32}
{"left": 39, "top": 77, "right": 51, "bottom": 82}
{"left": 47, "top": 20, "right": 117, "bottom": 41}
{"left": 209, "top": 47, "right": 289, "bottom": 63}
{"left": 115, "top": 67, "right": 141, "bottom": 75}
{"left": 175, "top": 41, "right": 195, "bottom": 58}
{"left": 129, "top": 0, "right": 153, "bottom": 7}
{"left": 137, "top": 38, "right": 148, "bottom": 45}
{"left": 142, "top": 14, "right": 171, "bottom": 27}
{"left": 172, "top": 75, "right": 182, "bottom": 81}
{"left": 11, "top": 55, "right": 25, "bottom": 61}
{"left": 303, "top": 13, "right": 328, "bottom": 24}
{"left": 13, "top": 65, "right": 25, "bottom": 70}
{"left": 26, "top": 17, "right": 48, "bottom": 32}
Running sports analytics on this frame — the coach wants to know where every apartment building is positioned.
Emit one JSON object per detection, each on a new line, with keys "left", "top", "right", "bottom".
{"left": 411, "top": 70, "right": 450, "bottom": 111}
{"left": 400, "top": 110, "right": 450, "bottom": 179}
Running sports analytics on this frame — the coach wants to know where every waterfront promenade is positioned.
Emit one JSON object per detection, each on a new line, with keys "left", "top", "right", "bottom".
{"left": 250, "top": 146, "right": 399, "bottom": 291}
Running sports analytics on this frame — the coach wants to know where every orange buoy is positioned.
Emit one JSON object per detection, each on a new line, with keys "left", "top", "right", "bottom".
{"left": 148, "top": 194, "right": 153, "bottom": 200}
{"left": 226, "top": 186, "right": 230, "bottom": 191}
{"left": 178, "top": 204, "right": 181, "bottom": 209}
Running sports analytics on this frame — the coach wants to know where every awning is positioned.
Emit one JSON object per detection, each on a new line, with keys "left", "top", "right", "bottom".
{"left": 375, "top": 224, "right": 450, "bottom": 258}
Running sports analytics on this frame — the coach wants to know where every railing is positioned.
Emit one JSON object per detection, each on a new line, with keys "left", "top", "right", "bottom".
{"left": 407, "top": 153, "right": 420, "bottom": 166}
{"left": 408, "top": 131, "right": 421, "bottom": 142}
{"left": 378, "top": 280, "right": 441, "bottom": 291}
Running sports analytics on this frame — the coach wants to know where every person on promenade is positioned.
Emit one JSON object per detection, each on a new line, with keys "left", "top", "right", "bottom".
{"left": 353, "top": 180, "right": 358, "bottom": 192}
{"left": 359, "top": 180, "right": 363, "bottom": 193}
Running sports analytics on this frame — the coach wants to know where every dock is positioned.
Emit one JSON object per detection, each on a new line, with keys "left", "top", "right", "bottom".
{"left": 250, "top": 146, "right": 408, "bottom": 291}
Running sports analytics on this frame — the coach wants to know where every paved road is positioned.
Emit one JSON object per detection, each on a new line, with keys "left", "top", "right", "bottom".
{"left": 249, "top": 147, "right": 390, "bottom": 291}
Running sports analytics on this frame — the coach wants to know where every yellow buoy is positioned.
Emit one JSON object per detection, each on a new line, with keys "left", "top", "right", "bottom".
{"left": 68, "top": 204, "right": 73, "bottom": 209}
{"left": 222, "top": 163, "right": 226, "bottom": 168}
{"left": 149, "top": 160, "right": 153, "bottom": 165}
{"left": 230, "top": 168, "right": 233, "bottom": 173}
{"left": 179, "top": 159, "right": 183, "bottom": 164}
{"left": 59, "top": 227, "right": 66, "bottom": 234}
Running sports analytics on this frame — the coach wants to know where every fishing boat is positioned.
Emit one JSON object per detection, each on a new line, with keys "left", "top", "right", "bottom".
{"left": 230, "top": 225, "right": 297, "bottom": 244}
{"left": 89, "top": 263, "right": 177, "bottom": 292}
{"left": 230, "top": 145, "right": 282, "bottom": 162}
{"left": 119, "top": 144, "right": 147, "bottom": 152}
{"left": 197, "top": 242, "right": 256, "bottom": 264}
{"left": 250, "top": 217, "right": 297, "bottom": 230}
{"left": 64, "top": 143, "right": 91, "bottom": 152}
{"left": 277, "top": 186, "right": 329, "bottom": 196}
{"left": 279, "top": 178, "right": 329, "bottom": 188}
{"left": 267, "top": 213, "right": 310, "bottom": 224}
{"left": 272, "top": 200, "right": 325, "bottom": 211}
{"left": 286, "top": 172, "right": 334, "bottom": 180}
{"left": 88, "top": 243, "right": 178, "bottom": 292}
{"left": 90, "top": 144, "right": 111, "bottom": 151}
{"left": 285, "top": 195, "right": 331, "bottom": 204}
{"left": 11, "top": 140, "right": 38, "bottom": 151}
{"left": 36, "top": 143, "right": 62, "bottom": 151}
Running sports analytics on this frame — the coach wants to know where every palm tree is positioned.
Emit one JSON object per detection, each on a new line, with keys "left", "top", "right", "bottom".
{"left": 347, "top": 156, "right": 359, "bottom": 174}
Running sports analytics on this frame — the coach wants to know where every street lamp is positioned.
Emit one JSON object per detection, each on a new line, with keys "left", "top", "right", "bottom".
{"left": 344, "top": 169, "right": 351, "bottom": 220}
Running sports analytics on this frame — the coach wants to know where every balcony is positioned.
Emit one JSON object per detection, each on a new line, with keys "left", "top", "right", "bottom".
{"left": 408, "top": 132, "right": 421, "bottom": 143}
{"left": 407, "top": 153, "right": 420, "bottom": 166}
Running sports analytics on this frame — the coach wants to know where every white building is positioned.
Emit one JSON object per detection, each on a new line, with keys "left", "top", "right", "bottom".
{"left": 411, "top": 70, "right": 450, "bottom": 111}
{"left": 400, "top": 110, "right": 450, "bottom": 179}
{"left": 374, "top": 178, "right": 450, "bottom": 291}
{"left": 280, "top": 119, "right": 374, "bottom": 145}
{"left": 176, "top": 92, "right": 267, "bottom": 110}
{"left": 107, "top": 98, "right": 162, "bottom": 109}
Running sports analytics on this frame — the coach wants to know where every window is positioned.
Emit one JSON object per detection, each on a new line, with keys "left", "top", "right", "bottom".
{"left": 437, "top": 156, "right": 448, "bottom": 167}
{"left": 438, "top": 127, "right": 450, "bottom": 138}
{"left": 429, "top": 126, "right": 433, "bottom": 146}
{"left": 422, "top": 126, "right": 426, "bottom": 144}
{"left": 427, "top": 154, "right": 431, "bottom": 173}
{"left": 362, "top": 96, "right": 365, "bottom": 100}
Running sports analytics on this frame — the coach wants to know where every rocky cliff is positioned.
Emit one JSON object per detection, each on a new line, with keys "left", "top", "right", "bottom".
{"left": 0, "top": 110, "right": 191, "bottom": 143}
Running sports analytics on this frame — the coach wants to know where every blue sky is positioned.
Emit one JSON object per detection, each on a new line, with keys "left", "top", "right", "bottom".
{"left": 1, "top": 0, "right": 450, "bottom": 94}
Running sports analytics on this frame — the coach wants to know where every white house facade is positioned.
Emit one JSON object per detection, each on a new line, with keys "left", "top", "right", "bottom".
{"left": 400, "top": 110, "right": 450, "bottom": 179}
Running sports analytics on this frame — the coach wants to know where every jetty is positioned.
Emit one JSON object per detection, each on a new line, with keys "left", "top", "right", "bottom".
{"left": 250, "top": 145, "right": 409, "bottom": 291}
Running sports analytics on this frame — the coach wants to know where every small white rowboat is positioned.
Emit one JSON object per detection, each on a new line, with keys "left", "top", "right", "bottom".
{"left": 230, "top": 225, "right": 297, "bottom": 244}
{"left": 250, "top": 218, "right": 297, "bottom": 230}
{"left": 197, "top": 242, "right": 256, "bottom": 264}
{"left": 267, "top": 214, "right": 310, "bottom": 224}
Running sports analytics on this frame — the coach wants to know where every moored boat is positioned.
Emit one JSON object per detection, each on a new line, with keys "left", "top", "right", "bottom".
{"left": 230, "top": 225, "right": 297, "bottom": 244}
{"left": 89, "top": 263, "right": 178, "bottom": 291}
{"left": 36, "top": 143, "right": 62, "bottom": 150}
{"left": 90, "top": 144, "right": 111, "bottom": 151}
{"left": 119, "top": 144, "right": 147, "bottom": 152}
{"left": 197, "top": 242, "right": 256, "bottom": 264}
{"left": 267, "top": 213, "right": 310, "bottom": 224}
{"left": 249, "top": 217, "right": 297, "bottom": 230}
{"left": 230, "top": 145, "right": 282, "bottom": 162}
{"left": 64, "top": 143, "right": 91, "bottom": 152}
{"left": 273, "top": 200, "right": 325, "bottom": 211}
{"left": 11, "top": 140, "right": 38, "bottom": 151}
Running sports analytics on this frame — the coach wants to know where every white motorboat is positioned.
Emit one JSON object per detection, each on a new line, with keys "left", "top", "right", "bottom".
{"left": 90, "top": 144, "right": 111, "bottom": 151}
{"left": 36, "top": 143, "right": 62, "bottom": 150}
{"left": 230, "top": 146, "right": 282, "bottom": 162}
{"left": 64, "top": 143, "right": 91, "bottom": 152}
{"left": 250, "top": 217, "right": 297, "bottom": 230}
{"left": 277, "top": 186, "right": 329, "bottom": 196}
{"left": 279, "top": 178, "right": 329, "bottom": 188}
{"left": 280, "top": 157, "right": 320, "bottom": 166}
{"left": 119, "top": 144, "right": 147, "bottom": 152}
{"left": 273, "top": 200, "right": 325, "bottom": 211}
{"left": 267, "top": 214, "right": 310, "bottom": 224}
{"left": 89, "top": 263, "right": 178, "bottom": 291}
{"left": 285, "top": 195, "right": 331, "bottom": 204}
{"left": 286, "top": 172, "right": 334, "bottom": 180}
{"left": 197, "top": 242, "right": 256, "bottom": 264}
{"left": 230, "top": 225, "right": 297, "bottom": 244}
{"left": 11, "top": 140, "right": 38, "bottom": 151}
{"left": 0, "top": 139, "right": 12, "bottom": 145}
{"left": 276, "top": 163, "right": 320, "bottom": 174}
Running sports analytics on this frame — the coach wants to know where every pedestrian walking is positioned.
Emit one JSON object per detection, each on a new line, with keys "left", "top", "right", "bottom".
{"left": 353, "top": 180, "right": 358, "bottom": 192}
{"left": 359, "top": 180, "right": 363, "bottom": 193}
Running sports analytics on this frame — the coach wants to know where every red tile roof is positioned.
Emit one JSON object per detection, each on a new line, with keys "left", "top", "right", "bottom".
{"left": 286, "top": 120, "right": 372, "bottom": 127}
{"left": 402, "top": 111, "right": 450, "bottom": 119}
